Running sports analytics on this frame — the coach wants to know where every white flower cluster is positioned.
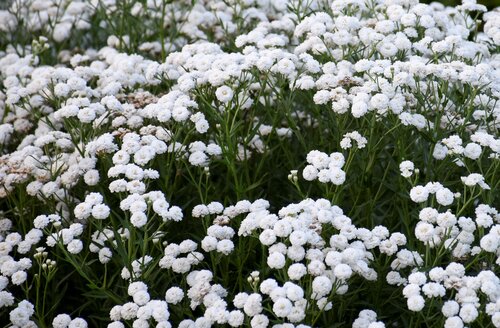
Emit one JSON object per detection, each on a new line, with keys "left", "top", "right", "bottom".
{"left": 0, "top": 0, "right": 94, "bottom": 43}
{"left": 435, "top": 133, "right": 499, "bottom": 161}
{"left": 400, "top": 265, "right": 500, "bottom": 328}
{"left": 52, "top": 314, "right": 88, "bottom": 328}
{"left": 159, "top": 240, "right": 204, "bottom": 273}
{"left": 107, "top": 280, "right": 171, "bottom": 328}
{"left": 302, "top": 150, "right": 346, "bottom": 184}
{"left": 352, "top": 309, "right": 386, "bottom": 328}
{"left": 340, "top": 131, "right": 368, "bottom": 150}
{"left": 387, "top": 200, "right": 500, "bottom": 326}
{"left": 0, "top": 0, "right": 498, "bottom": 326}
{"left": 401, "top": 202, "right": 499, "bottom": 260}
{"left": 409, "top": 182, "right": 456, "bottom": 206}
{"left": 192, "top": 198, "right": 407, "bottom": 324}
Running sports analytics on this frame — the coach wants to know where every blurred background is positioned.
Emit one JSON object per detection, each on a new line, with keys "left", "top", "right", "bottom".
{"left": 0, "top": 0, "right": 499, "bottom": 10}
{"left": 0, "top": 0, "right": 498, "bottom": 10}
{"left": 0, "top": 0, "right": 498, "bottom": 17}
{"left": 425, "top": 0, "right": 498, "bottom": 8}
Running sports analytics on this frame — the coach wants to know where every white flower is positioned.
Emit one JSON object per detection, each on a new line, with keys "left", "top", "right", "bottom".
{"left": 287, "top": 246, "right": 306, "bottom": 261}
{"left": 267, "top": 252, "right": 286, "bottom": 269}
{"left": 216, "top": 239, "right": 234, "bottom": 255}
{"left": 289, "top": 230, "right": 307, "bottom": 246}
{"left": 445, "top": 263, "right": 465, "bottom": 277}
{"left": 461, "top": 173, "right": 490, "bottom": 190}
{"left": 171, "top": 106, "right": 190, "bottom": 122}
{"left": 273, "top": 298, "right": 293, "bottom": 317}
{"left": 386, "top": 271, "right": 406, "bottom": 286}
{"left": 165, "top": 287, "right": 184, "bottom": 304}
{"left": 130, "top": 212, "right": 148, "bottom": 228}
{"left": 128, "top": 282, "right": 147, "bottom": 297}
{"left": 351, "top": 101, "right": 368, "bottom": 118}
{"left": 250, "top": 314, "right": 268, "bottom": 327}
{"left": 333, "top": 263, "right": 353, "bottom": 280}
{"left": 436, "top": 188, "right": 454, "bottom": 206}
{"left": 53, "top": 314, "right": 72, "bottom": 328}
{"left": 133, "top": 290, "right": 150, "bottom": 306}
{"left": 171, "top": 258, "right": 190, "bottom": 273}
{"left": 419, "top": 208, "right": 438, "bottom": 223}
{"left": 188, "top": 151, "right": 208, "bottom": 167}
{"left": 54, "top": 83, "right": 71, "bottom": 97}
{"left": 433, "top": 143, "right": 448, "bottom": 160}
{"left": 437, "top": 210, "right": 458, "bottom": 227}
{"left": 67, "top": 239, "right": 83, "bottom": 254}
{"left": 480, "top": 234, "right": 498, "bottom": 253}
{"left": 370, "top": 94, "right": 389, "bottom": 110}
{"left": 228, "top": 310, "right": 244, "bottom": 327}
{"left": 407, "top": 295, "right": 425, "bottom": 312}
{"left": 113, "top": 150, "right": 131, "bottom": 165}
{"left": 68, "top": 318, "right": 88, "bottom": 328}
{"left": 313, "top": 90, "right": 331, "bottom": 105}
{"left": 275, "top": 58, "right": 295, "bottom": 76}
{"left": 429, "top": 267, "right": 446, "bottom": 282}
{"left": 201, "top": 236, "right": 218, "bottom": 252}
{"left": 302, "top": 165, "right": 318, "bottom": 181}
{"left": 402, "top": 284, "right": 420, "bottom": 298}
{"left": 52, "top": 22, "right": 71, "bottom": 42}
{"left": 414, "top": 222, "right": 434, "bottom": 243}
{"left": 121, "top": 302, "right": 139, "bottom": 320}
{"left": 421, "top": 282, "right": 445, "bottom": 297}
{"left": 399, "top": 160, "right": 414, "bottom": 178}
{"left": 307, "top": 150, "right": 330, "bottom": 169}
{"left": 98, "top": 247, "right": 112, "bottom": 264}
{"left": 207, "top": 202, "right": 224, "bottom": 214}
{"left": 410, "top": 186, "right": 429, "bottom": 203}
{"left": 463, "top": 143, "right": 482, "bottom": 159}
{"left": 459, "top": 303, "right": 478, "bottom": 323}
{"left": 287, "top": 263, "right": 307, "bottom": 280}
{"left": 444, "top": 317, "right": 464, "bottom": 328}
{"left": 134, "top": 146, "right": 156, "bottom": 166}
{"left": 312, "top": 276, "right": 332, "bottom": 297}
{"left": 491, "top": 312, "right": 500, "bottom": 328}
{"left": 215, "top": 86, "right": 233, "bottom": 104}
{"left": 195, "top": 120, "right": 209, "bottom": 133}
{"left": 329, "top": 152, "right": 345, "bottom": 168}
{"left": 11, "top": 270, "right": 27, "bottom": 285}
{"left": 259, "top": 229, "right": 277, "bottom": 246}
{"left": 77, "top": 107, "right": 96, "bottom": 123}
{"left": 244, "top": 294, "right": 263, "bottom": 317}
{"left": 284, "top": 283, "right": 304, "bottom": 301}
{"left": 233, "top": 293, "right": 249, "bottom": 308}
{"left": 442, "top": 301, "right": 459, "bottom": 318}
{"left": 83, "top": 170, "right": 100, "bottom": 186}
{"left": 272, "top": 221, "right": 291, "bottom": 238}
{"left": 91, "top": 204, "right": 110, "bottom": 220}
{"left": 330, "top": 167, "right": 346, "bottom": 185}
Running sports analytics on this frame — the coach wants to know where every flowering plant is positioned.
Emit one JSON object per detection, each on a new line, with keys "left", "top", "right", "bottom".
{"left": 0, "top": 0, "right": 498, "bottom": 327}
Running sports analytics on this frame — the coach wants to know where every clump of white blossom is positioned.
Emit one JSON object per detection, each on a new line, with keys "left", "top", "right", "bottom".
{"left": 0, "top": 0, "right": 498, "bottom": 326}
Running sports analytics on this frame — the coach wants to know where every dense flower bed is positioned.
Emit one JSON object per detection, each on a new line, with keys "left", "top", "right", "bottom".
{"left": 0, "top": 0, "right": 499, "bottom": 327}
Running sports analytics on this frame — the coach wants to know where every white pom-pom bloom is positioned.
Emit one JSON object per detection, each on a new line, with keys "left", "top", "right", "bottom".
{"left": 215, "top": 86, "right": 234, "bottom": 103}
{"left": 267, "top": 252, "right": 286, "bottom": 269}
{"left": 410, "top": 186, "right": 429, "bottom": 203}
{"left": 272, "top": 298, "right": 293, "bottom": 317}
{"left": 436, "top": 188, "right": 454, "bottom": 206}
{"left": 407, "top": 295, "right": 425, "bottom": 312}
{"left": 312, "top": 276, "right": 332, "bottom": 297}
